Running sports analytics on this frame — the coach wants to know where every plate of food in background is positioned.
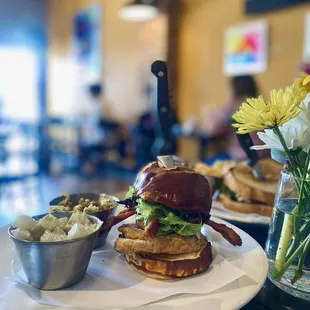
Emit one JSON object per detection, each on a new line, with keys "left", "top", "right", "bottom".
{"left": 194, "top": 158, "right": 282, "bottom": 225}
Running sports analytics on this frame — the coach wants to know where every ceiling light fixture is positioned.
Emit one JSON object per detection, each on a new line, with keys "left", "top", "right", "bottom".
{"left": 119, "top": 0, "right": 159, "bottom": 22}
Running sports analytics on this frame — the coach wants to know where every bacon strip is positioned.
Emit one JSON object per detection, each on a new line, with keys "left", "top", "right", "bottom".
{"left": 144, "top": 219, "right": 160, "bottom": 237}
{"left": 111, "top": 209, "right": 136, "bottom": 226}
{"left": 206, "top": 220, "right": 242, "bottom": 247}
{"left": 118, "top": 208, "right": 135, "bottom": 215}
{"left": 103, "top": 209, "right": 136, "bottom": 232}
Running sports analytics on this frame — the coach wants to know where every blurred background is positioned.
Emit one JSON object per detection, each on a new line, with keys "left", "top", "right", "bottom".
{"left": 0, "top": 0, "right": 309, "bottom": 225}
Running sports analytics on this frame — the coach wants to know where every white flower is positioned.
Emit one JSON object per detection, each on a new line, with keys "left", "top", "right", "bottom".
{"left": 252, "top": 118, "right": 310, "bottom": 153}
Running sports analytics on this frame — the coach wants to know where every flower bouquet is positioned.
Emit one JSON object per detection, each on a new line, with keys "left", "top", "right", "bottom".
{"left": 232, "top": 73, "right": 310, "bottom": 299}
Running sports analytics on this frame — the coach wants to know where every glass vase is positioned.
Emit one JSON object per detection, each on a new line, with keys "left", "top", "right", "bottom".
{"left": 265, "top": 170, "right": 310, "bottom": 300}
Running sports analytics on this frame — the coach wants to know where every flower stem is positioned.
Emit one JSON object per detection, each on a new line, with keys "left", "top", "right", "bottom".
{"left": 273, "top": 213, "right": 294, "bottom": 277}
{"left": 286, "top": 152, "right": 310, "bottom": 258}
{"left": 291, "top": 234, "right": 310, "bottom": 284}
{"left": 271, "top": 128, "right": 305, "bottom": 280}
{"left": 272, "top": 127, "right": 297, "bottom": 277}
{"left": 301, "top": 219, "right": 310, "bottom": 235}
{"left": 298, "top": 151, "right": 310, "bottom": 202}
{"left": 274, "top": 233, "right": 310, "bottom": 280}
{"left": 273, "top": 127, "right": 302, "bottom": 179}
{"left": 286, "top": 218, "right": 301, "bottom": 258}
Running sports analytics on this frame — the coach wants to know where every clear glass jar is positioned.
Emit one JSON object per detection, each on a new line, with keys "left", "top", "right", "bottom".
{"left": 265, "top": 170, "right": 310, "bottom": 300}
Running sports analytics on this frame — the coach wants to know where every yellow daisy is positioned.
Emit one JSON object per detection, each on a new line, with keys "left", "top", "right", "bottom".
{"left": 232, "top": 86, "right": 306, "bottom": 134}
{"left": 294, "top": 73, "right": 310, "bottom": 93}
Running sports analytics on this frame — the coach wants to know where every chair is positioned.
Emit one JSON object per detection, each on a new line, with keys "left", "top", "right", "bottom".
{"left": 45, "top": 117, "right": 82, "bottom": 175}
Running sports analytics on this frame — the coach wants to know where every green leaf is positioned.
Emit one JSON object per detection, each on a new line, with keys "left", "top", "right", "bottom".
{"left": 290, "top": 147, "right": 303, "bottom": 157}
{"left": 125, "top": 186, "right": 135, "bottom": 199}
{"left": 291, "top": 234, "right": 310, "bottom": 284}
{"left": 298, "top": 196, "right": 310, "bottom": 217}
{"left": 220, "top": 183, "right": 236, "bottom": 198}
{"left": 136, "top": 199, "right": 202, "bottom": 237}
{"left": 297, "top": 150, "right": 308, "bottom": 165}
{"left": 291, "top": 269, "right": 305, "bottom": 284}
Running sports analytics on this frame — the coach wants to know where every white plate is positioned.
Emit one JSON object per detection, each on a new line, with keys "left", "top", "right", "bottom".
{"left": 211, "top": 200, "right": 271, "bottom": 226}
{"left": 0, "top": 217, "right": 268, "bottom": 310}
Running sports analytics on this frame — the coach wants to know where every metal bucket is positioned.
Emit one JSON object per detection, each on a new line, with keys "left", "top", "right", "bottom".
{"left": 49, "top": 193, "right": 118, "bottom": 249}
{"left": 8, "top": 213, "right": 102, "bottom": 290}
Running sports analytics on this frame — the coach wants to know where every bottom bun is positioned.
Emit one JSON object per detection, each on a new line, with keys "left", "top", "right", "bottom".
{"left": 124, "top": 242, "right": 213, "bottom": 280}
{"left": 219, "top": 194, "right": 273, "bottom": 217}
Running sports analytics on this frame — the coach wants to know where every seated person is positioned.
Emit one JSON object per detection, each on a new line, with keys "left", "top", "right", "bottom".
{"left": 204, "top": 75, "right": 269, "bottom": 163}
{"left": 80, "top": 84, "right": 105, "bottom": 175}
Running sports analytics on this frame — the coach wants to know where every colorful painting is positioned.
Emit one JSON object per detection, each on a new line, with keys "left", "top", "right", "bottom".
{"left": 73, "top": 3, "right": 102, "bottom": 84}
{"left": 223, "top": 20, "right": 268, "bottom": 76}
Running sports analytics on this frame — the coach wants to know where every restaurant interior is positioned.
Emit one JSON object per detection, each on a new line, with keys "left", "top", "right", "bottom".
{"left": 0, "top": 0, "right": 310, "bottom": 309}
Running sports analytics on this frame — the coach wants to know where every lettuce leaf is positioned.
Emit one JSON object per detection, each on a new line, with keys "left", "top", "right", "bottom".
{"left": 220, "top": 183, "right": 236, "bottom": 197}
{"left": 136, "top": 199, "right": 202, "bottom": 236}
{"left": 126, "top": 186, "right": 135, "bottom": 199}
